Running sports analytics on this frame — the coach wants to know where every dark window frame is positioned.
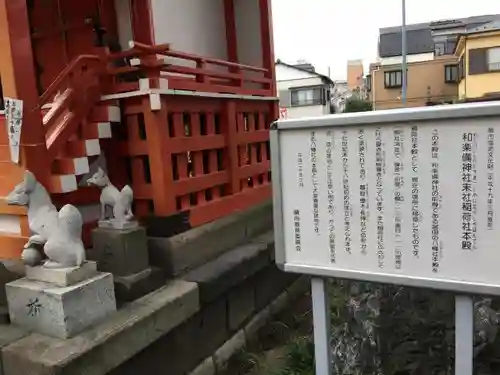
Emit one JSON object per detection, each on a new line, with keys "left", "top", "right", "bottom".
{"left": 458, "top": 56, "right": 465, "bottom": 81}
{"left": 434, "top": 42, "right": 446, "bottom": 56}
{"left": 444, "top": 64, "right": 459, "bottom": 83}
{"left": 384, "top": 70, "right": 402, "bottom": 89}
{"left": 365, "top": 74, "right": 372, "bottom": 92}
{"left": 469, "top": 46, "right": 500, "bottom": 75}
{"left": 289, "top": 85, "right": 325, "bottom": 107}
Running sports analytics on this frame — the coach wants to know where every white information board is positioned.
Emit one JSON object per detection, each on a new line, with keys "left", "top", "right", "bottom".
{"left": 271, "top": 102, "right": 500, "bottom": 295}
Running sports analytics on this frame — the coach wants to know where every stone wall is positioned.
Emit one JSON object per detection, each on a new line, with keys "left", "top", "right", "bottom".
{"left": 109, "top": 230, "right": 300, "bottom": 375}
{"left": 0, "top": 201, "right": 307, "bottom": 375}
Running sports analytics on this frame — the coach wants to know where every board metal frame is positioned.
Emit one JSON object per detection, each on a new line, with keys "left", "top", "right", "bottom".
{"left": 270, "top": 101, "right": 500, "bottom": 296}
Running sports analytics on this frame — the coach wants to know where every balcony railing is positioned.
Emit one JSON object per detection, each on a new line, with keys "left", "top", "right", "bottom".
{"left": 105, "top": 42, "right": 274, "bottom": 97}
{"left": 0, "top": 41, "right": 277, "bottom": 257}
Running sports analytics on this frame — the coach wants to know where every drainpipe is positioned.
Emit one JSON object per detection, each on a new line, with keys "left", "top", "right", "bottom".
{"left": 464, "top": 36, "right": 467, "bottom": 100}
{"left": 401, "top": 0, "right": 407, "bottom": 106}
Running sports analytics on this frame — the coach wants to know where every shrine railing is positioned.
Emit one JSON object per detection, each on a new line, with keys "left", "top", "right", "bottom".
{"left": 0, "top": 41, "right": 277, "bottom": 255}
{"left": 106, "top": 41, "right": 274, "bottom": 97}
{"left": 103, "top": 92, "right": 276, "bottom": 234}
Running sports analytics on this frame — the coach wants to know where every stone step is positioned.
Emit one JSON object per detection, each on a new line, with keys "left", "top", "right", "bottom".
{"left": 48, "top": 173, "right": 78, "bottom": 193}
{"left": 181, "top": 231, "right": 274, "bottom": 304}
{"left": 147, "top": 201, "right": 273, "bottom": 277}
{"left": 81, "top": 122, "right": 112, "bottom": 140}
{"left": 52, "top": 157, "right": 90, "bottom": 176}
{"left": 1, "top": 280, "right": 199, "bottom": 375}
{"left": 88, "top": 104, "right": 121, "bottom": 123}
{"left": 62, "top": 139, "right": 101, "bottom": 158}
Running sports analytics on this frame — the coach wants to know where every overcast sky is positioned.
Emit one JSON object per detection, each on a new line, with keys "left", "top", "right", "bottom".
{"left": 271, "top": 0, "right": 499, "bottom": 80}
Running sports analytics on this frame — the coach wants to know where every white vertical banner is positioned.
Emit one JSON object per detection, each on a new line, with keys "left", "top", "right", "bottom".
{"left": 4, "top": 97, "right": 24, "bottom": 164}
{"left": 279, "top": 107, "right": 288, "bottom": 120}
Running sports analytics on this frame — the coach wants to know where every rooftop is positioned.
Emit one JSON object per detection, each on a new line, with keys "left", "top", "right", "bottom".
{"left": 275, "top": 59, "right": 334, "bottom": 84}
{"left": 379, "top": 14, "right": 500, "bottom": 58}
{"left": 466, "top": 20, "right": 500, "bottom": 34}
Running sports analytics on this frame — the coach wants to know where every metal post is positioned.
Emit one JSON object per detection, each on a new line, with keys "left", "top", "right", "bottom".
{"left": 311, "top": 277, "right": 332, "bottom": 375}
{"left": 401, "top": 0, "right": 407, "bottom": 105}
{"left": 455, "top": 295, "right": 474, "bottom": 375}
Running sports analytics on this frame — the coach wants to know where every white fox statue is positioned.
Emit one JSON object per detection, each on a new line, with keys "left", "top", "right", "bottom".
{"left": 6, "top": 171, "right": 86, "bottom": 268}
{"left": 87, "top": 167, "right": 134, "bottom": 224}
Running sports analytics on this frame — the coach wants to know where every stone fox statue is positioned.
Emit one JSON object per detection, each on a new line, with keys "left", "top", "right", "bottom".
{"left": 87, "top": 167, "right": 134, "bottom": 222}
{"left": 6, "top": 171, "right": 86, "bottom": 268}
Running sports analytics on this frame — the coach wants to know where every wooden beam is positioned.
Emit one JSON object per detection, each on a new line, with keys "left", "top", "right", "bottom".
{"left": 258, "top": 0, "right": 277, "bottom": 95}
{"left": 142, "top": 96, "right": 176, "bottom": 215}
{"left": 0, "top": 0, "right": 48, "bottom": 182}
{"left": 130, "top": 0, "right": 155, "bottom": 45}
{"left": 224, "top": 0, "right": 238, "bottom": 63}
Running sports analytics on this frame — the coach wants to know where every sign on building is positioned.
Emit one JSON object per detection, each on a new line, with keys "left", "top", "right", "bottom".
{"left": 271, "top": 102, "right": 500, "bottom": 296}
{"left": 279, "top": 107, "right": 288, "bottom": 120}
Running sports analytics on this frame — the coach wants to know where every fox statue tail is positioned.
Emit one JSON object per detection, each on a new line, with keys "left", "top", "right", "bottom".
{"left": 75, "top": 246, "right": 85, "bottom": 267}
{"left": 120, "top": 185, "right": 134, "bottom": 220}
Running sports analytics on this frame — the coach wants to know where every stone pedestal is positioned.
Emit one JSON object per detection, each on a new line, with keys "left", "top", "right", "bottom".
{"left": 0, "top": 260, "right": 24, "bottom": 323}
{"left": 5, "top": 261, "right": 116, "bottom": 339}
{"left": 98, "top": 219, "right": 139, "bottom": 231}
{"left": 90, "top": 227, "right": 164, "bottom": 302}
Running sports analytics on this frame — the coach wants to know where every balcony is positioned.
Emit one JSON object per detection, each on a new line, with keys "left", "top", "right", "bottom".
{"left": 102, "top": 42, "right": 274, "bottom": 98}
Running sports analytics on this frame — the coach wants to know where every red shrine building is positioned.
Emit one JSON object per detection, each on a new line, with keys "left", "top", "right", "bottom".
{"left": 0, "top": 0, "right": 277, "bottom": 258}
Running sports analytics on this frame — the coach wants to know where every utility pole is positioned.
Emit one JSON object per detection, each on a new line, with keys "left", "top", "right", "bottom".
{"left": 401, "top": 0, "right": 408, "bottom": 105}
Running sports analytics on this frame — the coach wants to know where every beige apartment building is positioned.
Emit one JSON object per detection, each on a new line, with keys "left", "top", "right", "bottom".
{"left": 368, "top": 15, "right": 500, "bottom": 110}
{"left": 369, "top": 56, "right": 458, "bottom": 109}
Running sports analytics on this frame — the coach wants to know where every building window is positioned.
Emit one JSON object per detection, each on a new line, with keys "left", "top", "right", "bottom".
{"left": 435, "top": 42, "right": 446, "bottom": 56}
{"left": 290, "top": 87, "right": 323, "bottom": 106}
{"left": 459, "top": 56, "right": 465, "bottom": 80}
{"left": 469, "top": 46, "right": 500, "bottom": 75}
{"left": 434, "top": 34, "right": 457, "bottom": 56}
{"left": 487, "top": 47, "right": 500, "bottom": 72}
{"left": 384, "top": 70, "right": 402, "bottom": 89}
{"left": 444, "top": 64, "right": 458, "bottom": 83}
{"left": 445, "top": 41, "right": 457, "bottom": 55}
{"left": 365, "top": 74, "right": 372, "bottom": 92}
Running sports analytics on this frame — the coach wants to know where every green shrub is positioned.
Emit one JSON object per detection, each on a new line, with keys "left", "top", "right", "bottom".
{"left": 343, "top": 98, "right": 372, "bottom": 113}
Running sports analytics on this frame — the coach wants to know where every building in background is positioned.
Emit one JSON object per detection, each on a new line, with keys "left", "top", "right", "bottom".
{"left": 347, "top": 59, "right": 364, "bottom": 91}
{"left": 276, "top": 60, "right": 334, "bottom": 118}
{"left": 329, "top": 60, "right": 370, "bottom": 114}
{"left": 455, "top": 21, "right": 500, "bottom": 101}
{"left": 370, "top": 14, "right": 500, "bottom": 109}
{"left": 331, "top": 80, "right": 349, "bottom": 113}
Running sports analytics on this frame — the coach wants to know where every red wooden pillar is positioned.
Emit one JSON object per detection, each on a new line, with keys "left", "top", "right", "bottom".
{"left": 259, "top": 0, "right": 278, "bottom": 122}
{"left": 259, "top": 0, "right": 277, "bottom": 96}
{"left": 223, "top": 100, "right": 240, "bottom": 194}
{"left": 223, "top": 0, "right": 243, "bottom": 88}
{"left": 130, "top": 0, "right": 155, "bottom": 45}
{"left": 0, "top": 0, "right": 48, "bottom": 189}
{"left": 223, "top": 0, "right": 238, "bottom": 63}
{"left": 142, "top": 96, "right": 176, "bottom": 215}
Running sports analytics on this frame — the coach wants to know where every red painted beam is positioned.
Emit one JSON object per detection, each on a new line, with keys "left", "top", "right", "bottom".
{"left": 130, "top": 0, "right": 155, "bottom": 45}
{"left": 224, "top": 0, "right": 238, "bottom": 63}
{"left": 0, "top": 0, "right": 48, "bottom": 182}
{"left": 259, "top": 0, "right": 277, "bottom": 96}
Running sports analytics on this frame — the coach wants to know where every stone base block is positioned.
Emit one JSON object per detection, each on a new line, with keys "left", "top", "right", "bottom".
{"left": 6, "top": 272, "right": 116, "bottom": 339}
{"left": 25, "top": 261, "right": 98, "bottom": 287}
{"left": 114, "top": 267, "right": 165, "bottom": 302}
{"left": 90, "top": 226, "right": 149, "bottom": 276}
{"left": 0, "top": 306, "right": 9, "bottom": 324}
